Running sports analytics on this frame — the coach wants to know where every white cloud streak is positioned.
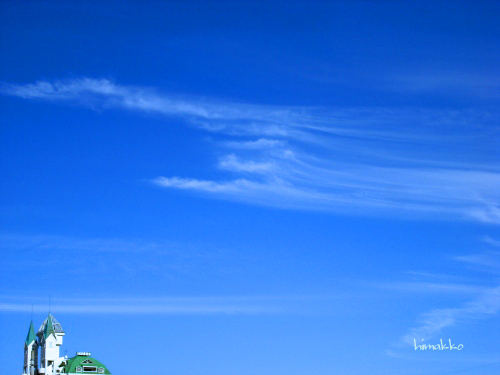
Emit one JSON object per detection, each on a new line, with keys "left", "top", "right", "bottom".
{"left": 454, "top": 245, "right": 500, "bottom": 271}
{"left": 388, "top": 71, "right": 500, "bottom": 100}
{"left": 218, "top": 154, "right": 277, "bottom": 173}
{"left": 0, "top": 295, "right": 330, "bottom": 315}
{"left": 0, "top": 233, "right": 235, "bottom": 279}
{"left": 222, "top": 138, "right": 286, "bottom": 149}
{"left": 455, "top": 253, "right": 500, "bottom": 269}
{"left": 394, "top": 248, "right": 500, "bottom": 348}
{"left": 377, "top": 281, "right": 487, "bottom": 295}
{"left": 482, "top": 236, "right": 500, "bottom": 248}
{"left": 0, "top": 233, "right": 173, "bottom": 253}
{"left": 2, "top": 78, "right": 499, "bottom": 223}
{"left": 400, "top": 286, "right": 500, "bottom": 345}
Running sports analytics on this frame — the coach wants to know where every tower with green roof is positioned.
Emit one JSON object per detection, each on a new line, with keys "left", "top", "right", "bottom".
{"left": 36, "top": 313, "right": 66, "bottom": 375}
{"left": 22, "top": 314, "right": 111, "bottom": 375}
{"left": 22, "top": 321, "right": 38, "bottom": 375}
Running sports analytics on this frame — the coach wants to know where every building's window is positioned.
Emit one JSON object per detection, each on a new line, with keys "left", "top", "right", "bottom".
{"left": 82, "top": 360, "right": 94, "bottom": 364}
{"left": 76, "top": 367, "right": 82, "bottom": 373}
{"left": 83, "top": 366, "right": 97, "bottom": 372}
{"left": 98, "top": 368, "right": 104, "bottom": 374}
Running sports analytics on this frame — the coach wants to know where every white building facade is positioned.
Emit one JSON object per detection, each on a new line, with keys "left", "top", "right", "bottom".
{"left": 22, "top": 314, "right": 111, "bottom": 375}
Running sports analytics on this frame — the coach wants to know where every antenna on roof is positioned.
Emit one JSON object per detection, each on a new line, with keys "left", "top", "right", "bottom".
{"left": 31, "top": 303, "right": 34, "bottom": 321}
{"left": 49, "top": 295, "right": 51, "bottom": 314}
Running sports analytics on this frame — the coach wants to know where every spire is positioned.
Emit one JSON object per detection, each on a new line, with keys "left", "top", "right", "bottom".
{"left": 44, "top": 313, "right": 55, "bottom": 339}
{"left": 25, "top": 320, "right": 37, "bottom": 346}
{"left": 38, "top": 313, "right": 64, "bottom": 336}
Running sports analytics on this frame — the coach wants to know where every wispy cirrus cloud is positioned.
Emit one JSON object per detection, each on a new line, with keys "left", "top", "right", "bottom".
{"left": 387, "top": 70, "right": 500, "bottom": 100}
{"left": 0, "top": 233, "right": 234, "bottom": 279}
{"left": 455, "top": 252, "right": 500, "bottom": 270}
{"left": 0, "top": 296, "right": 282, "bottom": 315}
{"left": 0, "top": 233, "right": 171, "bottom": 253}
{"left": 454, "top": 240, "right": 500, "bottom": 272}
{"left": 400, "top": 285, "right": 500, "bottom": 345}
{"left": 482, "top": 236, "right": 500, "bottom": 248}
{"left": 0, "top": 295, "right": 338, "bottom": 315}
{"left": 222, "top": 138, "right": 286, "bottom": 150}
{"left": 377, "top": 281, "right": 487, "bottom": 295}
{"left": 394, "top": 243, "right": 500, "bottom": 348}
{"left": 218, "top": 154, "right": 277, "bottom": 173}
{"left": 2, "top": 78, "right": 499, "bottom": 222}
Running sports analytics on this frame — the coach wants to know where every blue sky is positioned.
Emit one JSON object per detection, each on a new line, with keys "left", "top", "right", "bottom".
{"left": 0, "top": 1, "right": 499, "bottom": 374}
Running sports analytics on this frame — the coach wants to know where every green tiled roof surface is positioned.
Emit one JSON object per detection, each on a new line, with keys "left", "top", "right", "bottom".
{"left": 25, "top": 321, "right": 37, "bottom": 346}
{"left": 43, "top": 314, "right": 55, "bottom": 339}
{"left": 62, "top": 355, "right": 111, "bottom": 375}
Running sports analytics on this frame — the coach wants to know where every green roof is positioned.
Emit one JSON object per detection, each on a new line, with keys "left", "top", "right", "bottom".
{"left": 61, "top": 355, "right": 111, "bottom": 375}
{"left": 43, "top": 313, "right": 55, "bottom": 339}
{"left": 25, "top": 321, "right": 37, "bottom": 346}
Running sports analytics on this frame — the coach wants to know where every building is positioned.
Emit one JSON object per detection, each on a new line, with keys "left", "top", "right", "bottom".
{"left": 22, "top": 314, "right": 111, "bottom": 375}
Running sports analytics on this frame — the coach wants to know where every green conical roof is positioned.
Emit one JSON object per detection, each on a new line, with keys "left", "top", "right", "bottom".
{"left": 25, "top": 321, "right": 37, "bottom": 346}
{"left": 44, "top": 313, "right": 56, "bottom": 339}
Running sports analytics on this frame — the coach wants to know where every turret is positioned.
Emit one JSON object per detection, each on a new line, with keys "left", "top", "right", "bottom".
{"left": 22, "top": 321, "right": 38, "bottom": 375}
{"left": 37, "top": 314, "right": 65, "bottom": 375}
{"left": 23, "top": 315, "right": 111, "bottom": 375}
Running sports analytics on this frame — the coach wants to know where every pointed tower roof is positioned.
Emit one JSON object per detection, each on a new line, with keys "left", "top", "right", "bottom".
{"left": 44, "top": 314, "right": 55, "bottom": 338}
{"left": 37, "top": 313, "right": 64, "bottom": 338}
{"left": 25, "top": 320, "right": 37, "bottom": 346}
